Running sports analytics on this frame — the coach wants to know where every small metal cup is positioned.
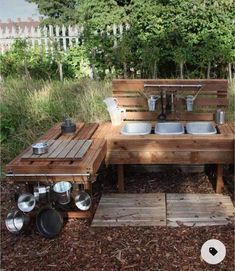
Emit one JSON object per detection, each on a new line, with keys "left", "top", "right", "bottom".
{"left": 186, "top": 95, "right": 194, "bottom": 111}
{"left": 53, "top": 181, "right": 72, "bottom": 205}
{"left": 147, "top": 96, "right": 159, "bottom": 111}
{"left": 216, "top": 109, "right": 226, "bottom": 124}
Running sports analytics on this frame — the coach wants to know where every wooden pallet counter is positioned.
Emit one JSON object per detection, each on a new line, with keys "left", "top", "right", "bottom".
{"left": 92, "top": 122, "right": 234, "bottom": 193}
{"left": 92, "top": 79, "right": 234, "bottom": 193}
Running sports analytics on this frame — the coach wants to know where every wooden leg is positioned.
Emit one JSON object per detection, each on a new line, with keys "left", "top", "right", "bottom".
{"left": 117, "top": 164, "right": 124, "bottom": 192}
{"left": 216, "top": 164, "right": 224, "bottom": 193}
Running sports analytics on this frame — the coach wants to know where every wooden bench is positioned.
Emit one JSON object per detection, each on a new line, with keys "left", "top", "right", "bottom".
{"left": 93, "top": 79, "right": 234, "bottom": 193}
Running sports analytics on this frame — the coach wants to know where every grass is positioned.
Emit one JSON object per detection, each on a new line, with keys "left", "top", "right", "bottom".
{"left": 0, "top": 78, "right": 111, "bottom": 165}
{"left": 227, "top": 79, "right": 235, "bottom": 121}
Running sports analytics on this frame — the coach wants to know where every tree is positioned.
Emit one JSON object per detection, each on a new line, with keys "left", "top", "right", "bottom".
{"left": 27, "top": 0, "right": 77, "bottom": 25}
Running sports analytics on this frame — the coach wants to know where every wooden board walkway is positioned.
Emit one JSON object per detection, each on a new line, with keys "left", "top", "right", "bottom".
{"left": 92, "top": 193, "right": 235, "bottom": 227}
{"left": 92, "top": 193, "right": 166, "bottom": 227}
{"left": 167, "top": 193, "right": 235, "bottom": 227}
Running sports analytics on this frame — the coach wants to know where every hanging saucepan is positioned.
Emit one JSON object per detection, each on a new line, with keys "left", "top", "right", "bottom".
{"left": 53, "top": 181, "right": 72, "bottom": 205}
{"left": 17, "top": 193, "right": 36, "bottom": 213}
{"left": 75, "top": 184, "right": 92, "bottom": 211}
{"left": 36, "top": 206, "right": 63, "bottom": 238}
{"left": 5, "top": 209, "right": 30, "bottom": 234}
{"left": 36, "top": 187, "right": 64, "bottom": 238}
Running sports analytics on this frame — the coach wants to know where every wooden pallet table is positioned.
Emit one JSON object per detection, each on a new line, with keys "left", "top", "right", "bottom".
{"left": 92, "top": 79, "right": 234, "bottom": 193}
{"left": 5, "top": 122, "right": 107, "bottom": 218}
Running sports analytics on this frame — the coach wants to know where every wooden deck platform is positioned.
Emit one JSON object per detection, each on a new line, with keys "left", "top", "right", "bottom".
{"left": 92, "top": 193, "right": 166, "bottom": 227}
{"left": 92, "top": 193, "right": 235, "bottom": 227}
{"left": 167, "top": 194, "right": 235, "bottom": 227}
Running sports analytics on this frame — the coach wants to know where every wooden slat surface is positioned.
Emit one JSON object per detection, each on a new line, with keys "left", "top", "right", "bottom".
{"left": 21, "top": 140, "right": 92, "bottom": 161}
{"left": 167, "top": 193, "right": 235, "bottom": 227}
{"left": 5, "top": 122, "right": 107, "bottom": 176}
{"left": 112, "top": 79, "right": 228, "bottom": 121}
{"left": 92, "top": 193, "right": 234, "bottom": 227}
{"left": 92, "top": 193, "right": 166, "bottom": 227}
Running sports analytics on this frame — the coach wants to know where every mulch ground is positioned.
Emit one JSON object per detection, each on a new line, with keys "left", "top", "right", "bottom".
{"left": 1, "top": 165, "right": 234, "bottom": 271}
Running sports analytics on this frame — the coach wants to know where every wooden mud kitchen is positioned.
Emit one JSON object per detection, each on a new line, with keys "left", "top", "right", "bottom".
{"left": 5, "top": 79, "right": 234, "bottom": 222}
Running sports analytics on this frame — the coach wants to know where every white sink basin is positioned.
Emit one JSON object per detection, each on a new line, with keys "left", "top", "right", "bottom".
{"left": 186, "top": 122, "right": 217, "bottom": 135}
{"left": 155, "top": 122, "right": 184, "bottom": 135}
{"left": 121, "top": 122, "right": 152, "bottom": 135}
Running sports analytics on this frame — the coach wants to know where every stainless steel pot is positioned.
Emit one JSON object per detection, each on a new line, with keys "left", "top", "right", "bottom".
{"left": 36, "top": 206, "right": 63, "bottom": 238}
{"left": 75, "top": 191, "right": 92, "bottom": 211}
{"left": 5, "top": 210, "right": 30, "bottom": 233}
{"left": 17, "top": 193, "right": 36, "bottom": 212}
{"left": 32, "top": 142, "right": 49, "bottom": 155}
{"left": 75, "top": 184, "right": 92, "bottom": 211}
{"left": 53, "top": 181, "right": 72, "bottom": 205}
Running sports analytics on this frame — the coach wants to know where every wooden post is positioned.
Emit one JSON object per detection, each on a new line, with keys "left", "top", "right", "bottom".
{"left": 117, "top": 164, "right": 124, "bottom": 192}
{"left": 216, "top": 164, "right": 224, "bottom": 193}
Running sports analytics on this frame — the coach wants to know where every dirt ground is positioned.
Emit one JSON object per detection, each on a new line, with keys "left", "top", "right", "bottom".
{"left": 1, "top": 165, "right": 234, "bottom": 271}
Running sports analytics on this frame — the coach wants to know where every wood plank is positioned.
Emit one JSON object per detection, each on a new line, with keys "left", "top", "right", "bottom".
{"left": 56, "top": 140, "right": 80, "bottom": 158}
{"left": 65, "top": 140, "right": 85, "bottom": 159}
{"left": 75, "top": 140, "right": 92, "bottom": 159}
{"left": 167, "top": 193, "right": 235, "bottom": 227}
{"left": 125, "top": 111, "right": 214, "bottom": 121}
{"left": 47, "top": 140, "right": 71, "bottom": 158}
{"left": 113, "top": 79, "right": 227, "bottom": 92}
{"left": 106, "top": 150, "right": 234, "bottom": 164}
{"left": 116, "top": 97, "right": 227, "bottom": 107}
{"left": 92, "top": 193, "right": 166, "bottom": 227}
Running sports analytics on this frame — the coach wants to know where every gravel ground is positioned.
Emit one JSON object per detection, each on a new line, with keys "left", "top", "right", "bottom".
{"left": 1, "top": 165, "right": 234, "bottom": 271}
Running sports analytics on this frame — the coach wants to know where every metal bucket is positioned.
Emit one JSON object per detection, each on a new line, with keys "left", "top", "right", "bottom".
{"left": 53, "top": 181, "right": 72, "bottom": 205}
{"left": 75, "top": 191, "right": 92, "bottom": 211}
{"left": 17, "top": 193, "right": 36, "bottom": 212}
{"left": 5, "top": 210, "right": 30, "bottom": 234}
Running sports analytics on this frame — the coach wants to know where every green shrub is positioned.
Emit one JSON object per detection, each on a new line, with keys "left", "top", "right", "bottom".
{"left": 0, "top": 40, "right": 75, "bottom": 79}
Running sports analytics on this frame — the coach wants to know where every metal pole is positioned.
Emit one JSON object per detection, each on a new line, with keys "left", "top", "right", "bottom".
{"left": 6, "top": 173, "right": 91, "bottom": 177}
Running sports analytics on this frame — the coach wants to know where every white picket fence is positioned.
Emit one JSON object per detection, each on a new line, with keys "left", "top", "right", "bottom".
{"left": 0, "top": 23, "right": 130, "bottom": 54}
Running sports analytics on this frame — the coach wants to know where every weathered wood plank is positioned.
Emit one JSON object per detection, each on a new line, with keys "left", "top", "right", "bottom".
{"left": 65, "top": 140, "right": 85, "bottom": 159}
{"left": 92, "top": 193, "right": 166, "bottom": 227}
{"left": 167, "top": 193, "right": 235, "bottom": 227}
{"left": 75, "top": 140, "right": 92, "bottom": 159}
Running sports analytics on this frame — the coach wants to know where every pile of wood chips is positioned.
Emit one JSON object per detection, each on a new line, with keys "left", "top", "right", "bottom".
{"left": 1, "top": 166, "right": 234, "bottom": 271}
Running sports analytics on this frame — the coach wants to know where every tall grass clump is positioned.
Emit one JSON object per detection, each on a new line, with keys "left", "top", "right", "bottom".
{"left": 227, "top": 79, "right": 235, "bottom": 121}
{"left": 0, "top": 78, "right": 111, "bottom": 165}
